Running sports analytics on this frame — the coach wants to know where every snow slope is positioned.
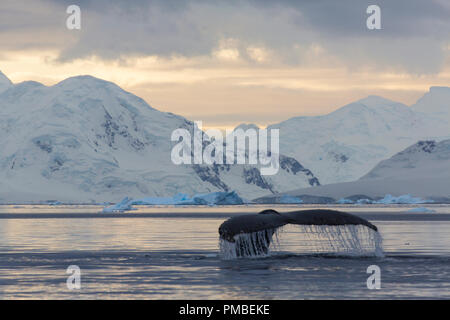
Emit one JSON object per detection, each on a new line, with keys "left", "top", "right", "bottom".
{"left": 257, "top": 139, "right": 450, "bottom": 203}
{"left": 0, "top": 71, "right": 319, "bottom": 203}
{"left": 0, "top": 71, "right": 12, "bottom": 93}
{"left": 412, "top": 86, "right": 450, "bottom": 119}
{"left": 268, "top": 94, "right": 450, "bottom": 184}
{"left": 361, "top": 140, "right": 450, "bottom": 181}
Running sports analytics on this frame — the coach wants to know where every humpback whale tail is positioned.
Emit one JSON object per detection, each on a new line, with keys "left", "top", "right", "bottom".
{"left": 219, "top": 209, "right": 382, "bottom": 258}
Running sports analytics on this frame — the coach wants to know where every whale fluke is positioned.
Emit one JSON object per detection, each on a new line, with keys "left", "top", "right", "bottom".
{"left": 219, "top": 209, "right": 379, "bottom": 257}
{"left": 282, "top": 209, "right": 378, "bottom": 231}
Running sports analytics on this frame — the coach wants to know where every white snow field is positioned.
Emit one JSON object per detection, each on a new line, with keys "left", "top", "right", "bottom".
{"left": 266, "top": 91, "right": 450, "bottom": 184}
{"left": 0, "top": 71, "right": 318, "bottom": 203}
{"left": 258, "top": 139, "right": 450, "bottom": 203}
{"left": 1, "top": 69, "right": 449, "bottom": 203}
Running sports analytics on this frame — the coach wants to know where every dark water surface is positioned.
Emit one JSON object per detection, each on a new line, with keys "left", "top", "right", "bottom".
{"left": 0, "top": 205, "right": 449, "bottom": 299}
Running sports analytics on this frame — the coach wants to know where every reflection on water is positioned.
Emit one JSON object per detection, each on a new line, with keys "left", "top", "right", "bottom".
{"left": 0, "top": 218, "right": 222, "bottom": 253}
{"left": 0, "top": 205, "right": 449, "bottom": 299}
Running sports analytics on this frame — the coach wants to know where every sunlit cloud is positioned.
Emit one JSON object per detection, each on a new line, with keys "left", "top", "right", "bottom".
{"left": 0, "top": 0, "right": 449, "bottom": 129}
{"left": 246, "top": 47, "right": 271, "bottom": 63}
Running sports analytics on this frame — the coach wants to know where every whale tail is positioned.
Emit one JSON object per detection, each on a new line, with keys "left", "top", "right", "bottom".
{"left": 219, "top": 209, "right": 380, "bottom": 258}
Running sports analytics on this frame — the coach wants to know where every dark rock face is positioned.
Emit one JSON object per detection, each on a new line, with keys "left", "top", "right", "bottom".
{"left": 416, "top": 140, "right": 436, "bottom": 153}
{"left": 193, "top": 164, "right": 230, "bottom": 191}
{"left": 49, "top": 155, "right": 65, "bottom": 172}
{"left": 193, "top": 164, "right": 274, "bottom": 193}
{"left": 279, "top": 155, "right": 320, "bottom": 186}
{"left": 328, "top": 151, "right": 349, "bottom": 163}
{"left": 100, "top": 108, "right": 147, "bottom": 151}
{"left": 397, "top": 140, "right": 437, "bottom": 156}
{"left": 190, "top": 149, "right": 320, "bottom": 196}
{"left": 243, "top": 167, "right": 274, "bottom": 192}
{"left": 33, "top": 136, "right": 53, "bottom": 153}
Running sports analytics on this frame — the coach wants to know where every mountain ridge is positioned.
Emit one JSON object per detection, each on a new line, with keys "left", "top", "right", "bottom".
{"left": 266, "top": 89, "right": 450, "bottom": 184}
{"left": 0, "top": 70, "right": 12, "bottom": 93}
{"left": 2, "top": 69, "right": 450, "bottom": 202}
{"left": 0, "top": 72, "right": 319, "bottom": 203}
{"left": 254, "top": 139, "right": 450, "bottom": 203}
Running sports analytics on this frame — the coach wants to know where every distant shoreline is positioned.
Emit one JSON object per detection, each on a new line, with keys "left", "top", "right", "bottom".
{"left": 1, "top": 210, "right": 450, "bottom": 221}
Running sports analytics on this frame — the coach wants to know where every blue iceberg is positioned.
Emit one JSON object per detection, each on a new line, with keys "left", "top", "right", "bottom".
{"left": 102, "top": 191, "right": 245, "bottom": 212}
{"left": 102, "top": 197, "right": 135, "bottom": 213}
{"left": 337, "top": 194, "right": 433, "bottom": 205}
{"left": 406, "top": 207, "right": 436, "bottom": 213}
{"left": 375, "top": 194, "right": 433, "bottom": 204}
{"left": 278, "top": 195, "right": 303, "bottom": 204}
{"left": 337, "top": 198, "right": 354, "bottom": 204}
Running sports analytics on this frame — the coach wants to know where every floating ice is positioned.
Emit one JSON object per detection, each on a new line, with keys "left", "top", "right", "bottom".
{"left": 338, "top": 194, "right": 432, "bottom": 205}
{"left": 189, "top": 191, "right": 244, "bottom": 205}
{"left": 102, "top": 197, "right": 135, "bottom": 213}
{"left": 129, "top": 193, "right": 191, "bottom": 205}
{"left": 220, "top": 224, "right": 384, "bottom": 259}
{"left": 375, "top": 194, "right": 433, "bottom": 204}
{"left": 279, "top": 195, "right": 303, "bottom": 204}
{"left": 102, "top": 191, "right": 244, "bottom": 212}
{"left": 406, "top": 207, "right": 436, "bottom": 213}
{"left": 339, "top": 198, "right": 373, "bottom": 205}
{"left": 47, "top": 200, "right": 63, "bottom": 206}
{"left": 337, "top": 198, "right": 354, "bottom": 204}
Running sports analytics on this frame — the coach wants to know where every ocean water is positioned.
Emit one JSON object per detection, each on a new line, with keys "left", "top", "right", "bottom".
{"left": 0, "top": 204, "right": 449, "bottom": 299}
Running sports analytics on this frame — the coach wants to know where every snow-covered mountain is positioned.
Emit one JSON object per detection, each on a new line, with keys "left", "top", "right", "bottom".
{"left": 0, "top": 71, "right": 12, "bottom": 93}
{"left": 256, "top": 139, "right": 450, "bottom": 203}
{"left": 361, "top": 140, "right": 450, "bottom": 181}
{"left": 267, "top": 94, "right": 450, "bottom": 184}
{"left": 0, "top": 71, "right": 319, "bottom": 203}
{"left": 412, "top": 86, "right": 450, "bottom": 122}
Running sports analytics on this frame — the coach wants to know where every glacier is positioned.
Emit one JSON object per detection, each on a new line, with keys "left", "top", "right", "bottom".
{"left": 374, "top": 194, "right": 433, "bottom": 205}
{"left": 102, "top": 191, "right": 245, "bottom": 212}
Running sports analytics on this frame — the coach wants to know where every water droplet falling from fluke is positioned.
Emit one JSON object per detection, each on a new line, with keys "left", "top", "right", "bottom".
{"left": 218, "top": 209, "right": 383, "bottom": 259}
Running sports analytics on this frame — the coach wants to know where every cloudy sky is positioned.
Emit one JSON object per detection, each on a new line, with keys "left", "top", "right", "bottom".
{"left": 1, "top": 0, "right": 449, "bottom": 129}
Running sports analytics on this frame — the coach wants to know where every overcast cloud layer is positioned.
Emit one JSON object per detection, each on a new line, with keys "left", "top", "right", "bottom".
{"left": 1, "top": 0, "right": 449, "bottom": 72}
{"left": 0, "top": 0, "right": 449, "bottom": 127}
